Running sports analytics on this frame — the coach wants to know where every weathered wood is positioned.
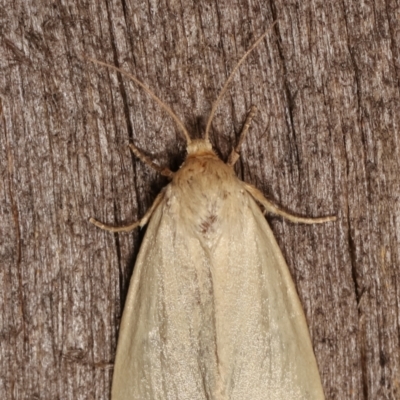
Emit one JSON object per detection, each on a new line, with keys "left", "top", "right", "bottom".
{"left": 1, "top": 0, "right": 399, "bottom": 399}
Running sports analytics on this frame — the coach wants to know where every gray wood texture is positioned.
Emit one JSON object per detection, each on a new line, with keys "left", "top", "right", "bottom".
{"left": 1, "top": 0, "right": 399, "bottom": 399}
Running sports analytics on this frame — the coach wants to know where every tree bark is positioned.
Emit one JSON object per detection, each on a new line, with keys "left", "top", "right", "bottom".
{"left": 1, "top": 0, "right": 399, "bottom": 399}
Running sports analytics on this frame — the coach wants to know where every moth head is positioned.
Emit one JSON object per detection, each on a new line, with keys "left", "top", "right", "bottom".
{"left": 186, "top": 139, "right": 214, "bottom": 156}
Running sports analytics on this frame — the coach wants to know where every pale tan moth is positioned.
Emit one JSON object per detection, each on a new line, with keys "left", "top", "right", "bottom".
{"left": 89, "top": 28, "right": 335, "bottom": 400}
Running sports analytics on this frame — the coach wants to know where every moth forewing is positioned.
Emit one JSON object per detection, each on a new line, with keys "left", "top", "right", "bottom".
{"left": 88, "top": 27, "right": 335, "bottom": 400}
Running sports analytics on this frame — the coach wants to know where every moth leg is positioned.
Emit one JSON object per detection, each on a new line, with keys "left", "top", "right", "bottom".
{"left": 89, "top": 191, "right": 165, "bottom": 232}
{"left": 228, "top": 106, "right": 258, "bottom": 166}
{"left": 129, "top": 143, "right": 174, "bottom": 178}
{"left": 243, "top": 182, "right": 336, "bottom": 224}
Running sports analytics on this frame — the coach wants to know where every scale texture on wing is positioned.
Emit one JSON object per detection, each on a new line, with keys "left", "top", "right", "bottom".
{"left": 111, "top": 151, "right": 325, "bottom": 400}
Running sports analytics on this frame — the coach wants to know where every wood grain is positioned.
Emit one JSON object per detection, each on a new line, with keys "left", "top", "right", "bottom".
{"left": 1, "top": 0, "right": 399, "bottom": 399}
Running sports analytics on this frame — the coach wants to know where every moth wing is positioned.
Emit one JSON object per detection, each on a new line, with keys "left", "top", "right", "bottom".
{"left": 111, "top": 200, "right": 220, "bottom": 400}
{"left": 111, "top": 186, "right": 325, "bottom": 400}
{"left": 209, "top": 194, "right": 326, "bottom": 399}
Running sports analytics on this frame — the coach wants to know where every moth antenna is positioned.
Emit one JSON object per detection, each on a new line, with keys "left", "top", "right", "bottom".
{"left": 84, "top": 56, "right": 192, "bottom": 144}
{"left": 204, "top": 21, "right": 278, "bottom": 142}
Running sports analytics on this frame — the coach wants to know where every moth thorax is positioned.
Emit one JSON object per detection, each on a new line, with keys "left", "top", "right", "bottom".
{"left": 186, "top": 139, "right": 214, "bottom": 155}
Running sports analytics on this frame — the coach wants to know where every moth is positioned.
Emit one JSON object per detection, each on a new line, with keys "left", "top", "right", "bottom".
{"left": 89, "top": 28, "right": 335, "bottom": 400}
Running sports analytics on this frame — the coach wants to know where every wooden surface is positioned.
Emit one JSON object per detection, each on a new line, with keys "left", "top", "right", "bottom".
{"left": 1, "top": 1, "right": 399, "bottom": 399}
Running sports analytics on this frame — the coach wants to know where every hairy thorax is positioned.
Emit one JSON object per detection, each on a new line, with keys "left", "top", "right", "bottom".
{"left": 165, "top": 143, "right": 247, "bottom": 242}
